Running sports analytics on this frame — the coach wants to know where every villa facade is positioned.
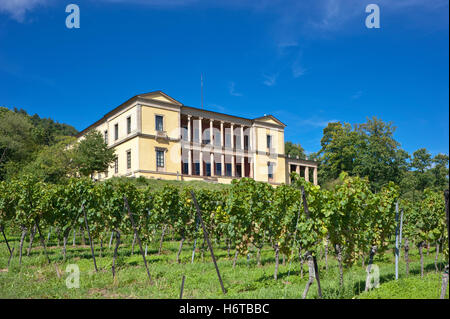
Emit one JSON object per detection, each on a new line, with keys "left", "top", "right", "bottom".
{"left": 76, "top": 91, "right": 318, "bottom": 186}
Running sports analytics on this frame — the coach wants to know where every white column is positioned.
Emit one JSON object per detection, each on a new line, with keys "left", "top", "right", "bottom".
{"left": 296, "top": 165, "right": 300, "bottom": 175}
{"left": 249, "top": 127, "right": 253, "bottom": 151}
{"left": 221, "top": 153, "right": 225, "bottom": 176}
{"left": 230, "top": 124, "right": 234, "bottom": 149}
{"left": 198, "top": 117, "right": 203, "bottom": 144}
{"left": 200, "top": 151, "right": 203, "bottom": 176}
{"left": 313, "top": 167, "right": 318, "bottom": 185}
{"left": 305, "top": 166, "right": 309, "bottom": 182}
{"left": 209, "top": 120, "right": 213, "bottom": 145}
{"left": 241, "top": 156, "right": 245, "bottom": 177}
{"left": 220, "top": 121, "right": 224, "bottom": 147}
{"left": 188, "top": 149, "right": 192, "bottom": 175}
{"left": 210, "top": 153, "right": 214, "bottom": 177}
{"left": 240, "top": 126, "right": 244, "bottom": 150}
{"left": 187, "top": 115, "right": 192, "bottom": 142}
{"left": 231, "top": 155, "right": 235, "bottom": 177}
{"left": 249, "top": 157, "right": 253, "bottom": 178}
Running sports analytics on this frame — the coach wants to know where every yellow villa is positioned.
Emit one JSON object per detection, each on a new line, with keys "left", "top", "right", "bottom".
{"left": 76, "top": 91, "right": 318, "bottom": 186}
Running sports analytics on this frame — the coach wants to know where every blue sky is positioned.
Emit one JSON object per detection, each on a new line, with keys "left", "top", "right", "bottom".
{"left": 0, "top": 0, "right": 448, "bottom": 157}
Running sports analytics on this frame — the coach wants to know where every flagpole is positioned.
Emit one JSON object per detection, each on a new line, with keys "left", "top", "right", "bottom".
{"left": 201, "top": 73, "right": 203, "bottom": 109}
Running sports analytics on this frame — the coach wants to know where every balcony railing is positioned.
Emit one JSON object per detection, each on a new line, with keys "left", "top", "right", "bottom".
{"left": 156, "top": 130, "right": 168, "bottom": 140}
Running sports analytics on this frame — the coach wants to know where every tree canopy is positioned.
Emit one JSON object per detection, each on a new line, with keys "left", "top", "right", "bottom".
{"left": 285, "top": 141, "right": 306, "bottom": 159}
{"left": 315, "top": 117, "right": 448, "bottom": 194}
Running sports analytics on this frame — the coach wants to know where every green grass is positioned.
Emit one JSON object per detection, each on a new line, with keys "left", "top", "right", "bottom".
{"left": 358, "top": 272, "right": 448, "bottom": 299}
{"left": 109, "top": 176, "right": 231, "bottom": 191}
{"left": 0, "top": 233, "right": 448, "bottom": 299}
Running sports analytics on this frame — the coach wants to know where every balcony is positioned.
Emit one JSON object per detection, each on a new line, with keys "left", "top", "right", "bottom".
{"left": 156, "top": 130, "right": 168, "bottom": 140}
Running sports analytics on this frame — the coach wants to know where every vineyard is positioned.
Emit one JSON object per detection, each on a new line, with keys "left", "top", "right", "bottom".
{"left": 0, "top": 173, "right": 448, "bottom": 299}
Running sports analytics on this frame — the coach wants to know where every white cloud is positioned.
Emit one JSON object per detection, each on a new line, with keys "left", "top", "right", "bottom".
{"left": 209, "top": 103, "right": 226, "bottom": 113}
{"left": 351, "top": 90, "right": 363, "bottom": 100}
{"left": 0, "top": 0, "right": 49, "bottom": 22}
{"left": 299, "top": 118, "right": 339, "bottom": 128}
{"left": 274, "top": 110, "right": 339, "bottom": 128}
{"left": 2, "top": 0, "right": 447, "bottom": 25}
{"left": 292, "top": 64, "right": 307, "bottom": 78}
{"left": 276, "top": 41, "right": 299, "bottom": 56}
{"left": 99, "top": 0, "right": 200, "bottom": 7}
{"left": 262, "top": 73, "right": 278, "bottom": 86}
{"left": 229, "top": 82, "right": 242, "bottom": 97}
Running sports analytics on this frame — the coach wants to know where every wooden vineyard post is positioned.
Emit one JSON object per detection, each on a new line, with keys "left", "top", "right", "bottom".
{"left": 124, "top": 196, "right": 153, "bottom": 285}
{"left": 158, "top": 224, "right": 167, "bottom": 255}
{"left": 398, "top": 208, "right": 404, "bottom": 278}
{"left": 0, "top": 225, "right": 11, "bottom": 255}
{"left": 112, "top": 230, "right": 120, "bottom": 279}
{"left": 18, "top": 226, "right": 27, "bottom": 266}
{"left": 82, "top": 203, "right": 98, "bottom": 272}
{"left": 399, "top": 209, "right": 404, "bottom": 252}
{"left": 27, "top": 225, "right": 36, "bottom": 256}
{"left": 109, "top": 231, "right": 114, "bottom": 248}
{"left": 395, "top": 201, "right": 400, "bottom": 280}
{"left": 180, "top": 275, "right": 186, "bottom": 299}
{"left": 190, "top": 190, "right": 227, "bottom": 295}
{"left": 440, "top": 189, "right": 449, "bottom": 299}
{"left": 191, "top": 215, "right": 200, "bottom": 264}
{"left": 300, "top": 186, "right": 322, "bottom": 299}
{"left": 313, "top": 256, "right": 322, "bottom": 297}
{"left": 7, "top": 247, "right": 15, "bottom": 268}
{"left": 35, "top": 220, "right": 50, "bottom": 264}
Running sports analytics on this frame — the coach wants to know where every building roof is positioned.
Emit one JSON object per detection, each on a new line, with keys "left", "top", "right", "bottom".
{"left": 76, "top": 90, "right": 286, "bottom": 137}
{"left": 253, "top": 114, "right": 287, "bottom": 127}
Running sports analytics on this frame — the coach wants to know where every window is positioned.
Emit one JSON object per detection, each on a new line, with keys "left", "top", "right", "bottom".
{"left": 155, "top": 115, "right": 164, "bottom": 132}
{"left": 266, "top": 135, "right": 272, "bottom": 149}
{"left": 114, "top": 157, "right": 118, "bottom": 174}
{"left": 244, "top": 135, "right": 249, "bottom": 150}
{"left": 206, "top": 163, "right": 211, "bottom": 176}
{"left": 226, "top": 163, "right": 232, "bottom": 176}
{"left": 182, "top": 126, "right": 188, "bottom": 141}
{"left": 225, "top": 131, "right": 231, "bottom": 147}
{"left": 126, "top": 151, "right": 131, "bottom": 170}
{"left": 194, "top": 128, "right": 200, "bottom": 143}
{"left": 182, "top": 162, "right": 189, "bottom": 174}
{"left": 214, "top": 131, "right": 221, "bottom": 146}
{"left": 114, "top": 124, "right": 119, "bottom": 140}
{"left": 216, "top": 163, "right": 222, "bottom": 176}
{"left": 268, "top": 162, "right": 273, "bottom": 180}
{"left": 156, "top": 150, "right": 164, "bottom": 167}
{"left": 194, "top": 162, "right": 200, "bottom": 175}
{"left": 236, "top": 164, "right": 242, "bottom": 177}
{"left": 127, "top": 116, "right": 131, "bottom": 134}
{"left": 104, "top": 130, "right": 108, "bottom": 144}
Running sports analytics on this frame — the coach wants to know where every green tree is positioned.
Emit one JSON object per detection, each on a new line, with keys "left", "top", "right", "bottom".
{"left": 20, "top": 136, "right": 77, "bottom": 183}
{"left": 285, "top": 141, "right": 306, "bottom": 159}
{"left": 0, "top": 108, "right": 37, "bottom": 179}
{"left": 318, "top": 117, "right": 408, "bottom": 191}
{"left": 318, "top": 122, "right": 361, "bottom": 184}
{"left": 73, "top": 130, "right": 116, "bottom": 178}
{"left": 0, "top": 107, "right": 79, "bottom": 181}
{"left": 324, "top": 172, "right": 370, "bottom": 288}
{"left": 13, "top": 107, "right": 78, "bottom": 144}
{"left": 354, "top": 117, "right": 407, "bottom": 191}
{"left": 431, "top": 153, "right": 449, "bottom": 190}
{"left": 411, "top": 148, "right": 434, "bottom": 192}
{"left": 411, "top": 148, "right": 432, "bottom": 172}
